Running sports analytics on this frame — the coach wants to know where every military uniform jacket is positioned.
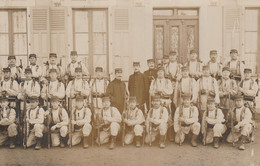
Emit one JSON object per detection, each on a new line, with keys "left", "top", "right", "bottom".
{"left": 26, "top": 106, "right": 45, "bottom": 125}
{"left": 21, "top": 64, "right": 42, "bottom": 80}
{"left": 66, "top": 61, "right": 89, "bottom": 78}
{"left": 239, "top": 79, "right": 258, "bottom": 98}
{"left": 19, "top": 79, "right": 41, "bottom": 98}
{"left": 49, "top": 107, "right": 68, "bottom": 127}
{"left": 198, "top": 76, "right": 220, "bottom": 103}
{"left": 73, "top": 107, "right": 92, "bottom": 126}
{"left": 128, "top": 72, "right": 146, "bottom": 106}
{"left": 0, "top": 78, "right": 19, "bottom": 96}
{"left": 41, "top": 80, "right": 65, "bottom": 100}
{"left": 227, "top": 60, "right": 245, "bottom": 80}
{"left": 146, "top": 106, "right": 168, "bottom": 126}
{"left": 0, "top": 107, "right": 16, "bottom": 126}
{"left": 218, "top": 78, "right": 238, "bottom": 98}
{"left": 207, "top": 61, "right": 222, "bottom": 78}
{"left": 165, "top": 62, "right": 182, "bottom": 80}
{"left": 184, "top": 61, "right": 202, "bottom": 79}
{"left": 124, "top": 107, "right": 145, "bottom": 126}
{"left": 42, "top": 64, "right": 63, "bottom": 79}
{"left": 66, "top": 78, "right": 90, "bottom": 98}
{"left": 101, "top": 106, "right": 122, "bottom": 124}
{"left": 90, "top": 78, "right": 109, "bottom": 97}
{"left": 144, "top": 68, "right": 157, "bottom": 86}
{"left": 149, "top": 78, "right": 173, "bottom": 97}
{"left": 227, "top": 106, "right": 252, "bottom": 127}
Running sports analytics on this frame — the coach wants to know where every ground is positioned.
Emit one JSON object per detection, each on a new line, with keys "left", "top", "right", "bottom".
{"left": 0, "top": 128, "right": 259, "bottom": 166}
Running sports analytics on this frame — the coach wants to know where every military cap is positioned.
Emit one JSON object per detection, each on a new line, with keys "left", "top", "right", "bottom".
{"left": 25, "top": 67, "right": 32, "bottom": 73}
{"left": 152, "top": 95, "right": 161, "bottom": 101}
{"left": 244, "top": 68, "right": 252, "bottom": 73}
{"left": 230, "top": 49, "right": 238, "bottom": 54}
{"left": 3, "top": 68, "right": 11, "bottom": 73}
{"left": 234, "top": 94, "right": 243, "bottom": 100}
{"left": 157, "top": 66, "right": 165, "bottom": 71}
{"left": 95, "top": 67, "right": 103, "bottom": 72}
{"left": 190, "top": 49, "right": 197, "bottom": 54}
{"left": 115, "top": 68, "right": 123, "bottom": 73}
{"left": 50, "top": 96, "right": 60, "bottom": 102}
{"left": 163, "top": 55, "right": 169, "bottom": 59}
{"left": 29, "top": 96, "right": 39, "bottom": 102}
{"left": 29, "top": 54, "right": 37, "bottom": 58}
{"left": 210, "top": 50, "right": 217, "bottom": 55}
{"left": 76, "top": 95, "right": 84, "bottom": 101}
{"left": 182, "top": 93, "right": 191, "bottom": 100}
{"left": 202, "top": 65, "right": 209, "bottom": 70}
{"left": 8, "top": 55, "right": 16, "bottom": 60}
{"left": 169, "top": 51, "right": 177, "bottom": 56}
{"left": 75, "top": 67, "right": 82, "bottom": 72}
{"left": 133, "top": 62, "right": 140, "bottom": 66}
{"left": 207, "top": 97, "right": 215, "bottom": 103}
{"left": 49, "top": 68, "right": 57, "bottom": 73}
{"left": 49, "top": 53, "right": 57, "bottom": 58}
{"left": 147, "top": 59, "right": 155, "bottom": 63}
{"left": 181, "top": 66, "right": 189, "bottom": 71}
{"left": 102, "top": 96, "right": 110, "bottom": 102}
{"left": 70, "top": 51, "right": 77, "bottom": 55}
{"left": 129, "top": 96, "right": 137, "bottom": 102}
{"left": 222, "top": 66, "right": 230, "bottom": 72}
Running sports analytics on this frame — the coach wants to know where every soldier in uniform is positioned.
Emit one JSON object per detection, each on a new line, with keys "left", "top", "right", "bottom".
{"left": 185, "top": 49, "right": 202, "bottom": 81}
{"left": 65, "top": 51, "right": 89, "bottom": 81}
{"left": 145, "top": 95, "right": 168, "bottom": 148}
{"left": 106, "top": 68, "right": 127, "bottom": 113}
{"left": 128, "top": 62, "right": 146, "bottom": 113}
{"left": 162, "top": 55, "right": 169, "bottom": 73}
{"left": 90, "top": 67, "right": 109, "bottom": 110}
{"left": 42, "top": 53, "right": 63, "bottom": 81}
{"left": 69, "top": 95, "right": 92, "bottom": 148}
{"left": 166, "top": 51, "right": 182, "bottom": 81}
{"left": 197, "top": 65, "right": 220, "bottom": 119}
{"left": 174, "top": 66, "right": 198, "bottom": 107}
{"left": 26, "top": 54, "right": 42, "bottom": 81}
{"left": 144, "top": 59, "right": 157, "bottom": 110}
{"left": 226, "top": 95, "right": 254, "bottom": 150}
{"left": 66, "top": 67, "right": 90, "bottom": 111}
{"left": 0, "top": 96, "right": 17, "bottom": 149}
{"left": 122, "top": 96, "right": 145, "bottom": 147}
{"left": 173, "top": 94, "right": 200, "bottom": 147}
{"left": 7, "top": 55, "right": 22, "bottom": 83}
{"left": 226, "top": 49, "right": 245, "bottom": 82}
{"left": 97, "top": 96, "right": 121, "bottom": 149}
{"left": 25, "top": 96, "right": 45, "bottom": 150}
{"left": 218, "top": 67, "right": 238, "bottom": 117}
{"left": 46, "top": 97, "right": 69, "bottom": 148}
{"left": 201, "top": 97, "right": 226, "bottom": 148}
{"left": 207, "top": 50, "right": 222, "bottom": 80}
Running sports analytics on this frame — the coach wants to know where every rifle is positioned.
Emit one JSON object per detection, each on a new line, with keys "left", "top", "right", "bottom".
{"left": 47, "top": 99, "right": 51, "bottom": 149}
{"left": 23, "top": 98, "right": 28, "bottom": 149}
{"left": 122, "top": 97, "right": 128, "bottom": 147}
{"left": 69, "top": 98, "right": 73, "bottom": 148}
{"left": 202, "top": 110, "right": 207, "bottom": 146}
{"left": 93, "top": 79, "right": 101, "bottom": 146}
{"left": 148, "top": 92, "right": 152, "bottom": 146}
{"left": 228, "top": 92, "right": 235, "bottom": 146}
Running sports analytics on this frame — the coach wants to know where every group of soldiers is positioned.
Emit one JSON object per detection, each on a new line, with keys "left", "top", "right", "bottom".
{"left": 0, "top": 49, "right": 258, "bottom": 151}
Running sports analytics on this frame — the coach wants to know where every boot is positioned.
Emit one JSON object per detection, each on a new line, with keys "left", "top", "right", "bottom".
{"left": 60, "top": 137, "right": 66, "bottom": 148}
{"left": 239, "top": 135, "right": 247, "bottom": 150}
{"left": 35, "top": 138, "right": 42, "bottom": 150}
{"left": 191, "top": 134, "right": 198, "bottom": 147}
{"left": 159, "top": 135, "right": 166, "bottom": 149}
{"left": 109, "top": 136, "right": 116, "bottom": 150}
{"left": 135, "top": 136, "right": 141, "bottom": 148}
{"left": 213, "top": 137, "right": 219, "bottom": 149}
{"left": 83, "top": 136, "right": 89, "bottom": 149}
{"left": 9, "top": 137, "right": 15, "bottom": 149}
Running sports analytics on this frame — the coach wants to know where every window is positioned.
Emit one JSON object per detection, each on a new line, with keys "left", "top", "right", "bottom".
{"left": 73, "top": 9, "right": 108, "bottom": 74}
{"left": 0, "top": 9, "right": 28, "bottom": 67}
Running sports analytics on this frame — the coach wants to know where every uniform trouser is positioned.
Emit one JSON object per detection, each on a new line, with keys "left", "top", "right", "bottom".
{"left": 0, "top": 124, "right": 18, "bottom": 146}
{"left": 175, "top": 122, "right": 201, "bottom": 144}
{"left": 199, "top": 95, "right": 208, "bottom": 120}
{"left": 226, "top": 124, "right": 253, "bottom": 143}
{"left": 204, "top": 124, "right": 227, "bottom": 144}
{"left": 51, "top": 126, "right": 68, "bottom": 147}
{"left": 144, "top": 122, "right": 167, "bottom": 144}
{"left": 69, "top": 123, "right": 92, "bottom": 146}
{"left": 124, "top": 124, "right": 144, "bottom": 145}
{"left": 27, "top": 124, "right": 44, "bottom": 147}
{"left": 96, "top": 122, "right": 120, "bottom": 145}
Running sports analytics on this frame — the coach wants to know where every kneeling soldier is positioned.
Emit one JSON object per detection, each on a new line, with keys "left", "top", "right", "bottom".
{"left": 201, "top": 97, "right": 226, "bottom": 148}
{"left": 97, "top": 96, "right": 121, "bottom": 149}
{"left": 226, "top": 94, "right": 254, "bottom": 150}
{"left": 145, "top": 95, "right": 168, "bottom": 148}
{"left": 123, "top": 96, "right": 145, "bottom": 147}
{"left": 0, "top": 96, "right": 17, "bottom": 149}
{"left": 174, "top": 94, "right": 200, "bottom": 147}
{"left": 47, "top": 97, "right": 68, "bottom": 148}
{"left": 26, "top": 96, "right": 45, "bottom": 150}
{"left": 70, "top": 95, "right": 92, "bottom": 148}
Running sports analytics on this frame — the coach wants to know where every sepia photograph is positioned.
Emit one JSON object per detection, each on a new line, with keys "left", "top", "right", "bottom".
{"left": 0, "top": 0, "right": 259, "bottom": 165}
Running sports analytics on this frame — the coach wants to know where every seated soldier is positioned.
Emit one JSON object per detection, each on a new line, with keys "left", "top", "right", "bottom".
{"left": 122, "top": 96, "right": 145, "bottom": 147}
{"left": 145, "top": 95, "right": 168, "bottom": 148}
{"left": 173, "top": 94, "right": 200, "bottom": 147}
{"left": 201, "top": 97, "right": 226, "bottom": 148}
{"left": 69, "top": 95, "right": 92, "bottom": 148}
{"left": 26, "top": 96, "right": 45, "bottom": 150}
{"left": 46, "top": 97, "right": 68, "bottom": 148}
{"left": 226, "top": 94, "right": 254, "bottom": 150}
{"left": 96, "top": 96, "right": 121, "bottom": 150}
{"left": 0, "top": 96, "right": 17, "bottom": 149}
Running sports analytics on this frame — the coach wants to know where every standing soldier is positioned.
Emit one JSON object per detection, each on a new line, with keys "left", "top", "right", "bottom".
{"left": 90, "top": 67, "right": 109, "bottom": 110}
{"left": 197, "top": 65, "right": 220, "bottom": 119}
{"left": 65, "top": 51, "right": 89, "bottom": 81}
{"left": 226, "top": 49, "right": 245, "bottom": 82}
{"left": 66, "top": 67, "right": 90, "bottom": 111}
{"left": 207, "top": 50, "right": 222, "bottom": 80}
{"left": 166, "top": 51, "right": 182, "bottom": 81}
{"left": 173, "top": 94, "right": 200, "bottom": 147}
{"left": 106, "top": 68, "right": 127, "bottom": 113}
{"left": 0, "top": 96, "right": 18, "bottom": 149}
{"left": 25, "top": 96, "right": 45, "bottom": 150}
{"left": 42, "top": 53, "right": 63, "bottom": 81}
{"left": 144, "top": 59, "right": 157, "bottom": 110}
{"left": 226, "top": 95, "right": 254, "bottom": 150}
{"left": 201, "top": 97, "right": 226, "bottom": 148}
{"left": 218, "top": 67, "right": 238, "bottom": 117}
{"left": 145, "top": 95, "right": 168, "bottom": 148}
{"left": 174, "top": 66, "right": 198, "bottom": 107}
{"left": 122, "top": 96, "right": 145, "bottom": 147}
{"left": 162, "top": 55, "right": 169, "bottom": 74}
{"left": 69, "top": 95, "right": 92, "bottom": 148}
{"left": 97, "top": 96, "right": 121, "bottom": 149}
{"left": 128, "top": 62, "right": 146, "bottom": 113}
{"left": 185, "top": 50, "right": 202, "bottom": 81}
{"left": 7, "top": 55, "right": 22, "bottom": 83}
{"left": 27, "top": 54, "right": 42, "bottom": 81}
{"left": 46, "top": 97, "right": 69, "bottom": 148}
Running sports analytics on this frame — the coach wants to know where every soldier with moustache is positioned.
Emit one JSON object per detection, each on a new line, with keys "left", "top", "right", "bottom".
{"left": 42, "top": 53, "right": 63, "bottom": 82}
{"left": 207, "top": 50, "right": 222, "bottom": 80}
{"left": 6, "top": 55, "right": 23, "bottom": 83}
{"left": 184, "top": 50, "right": 202, "bottom": 81}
